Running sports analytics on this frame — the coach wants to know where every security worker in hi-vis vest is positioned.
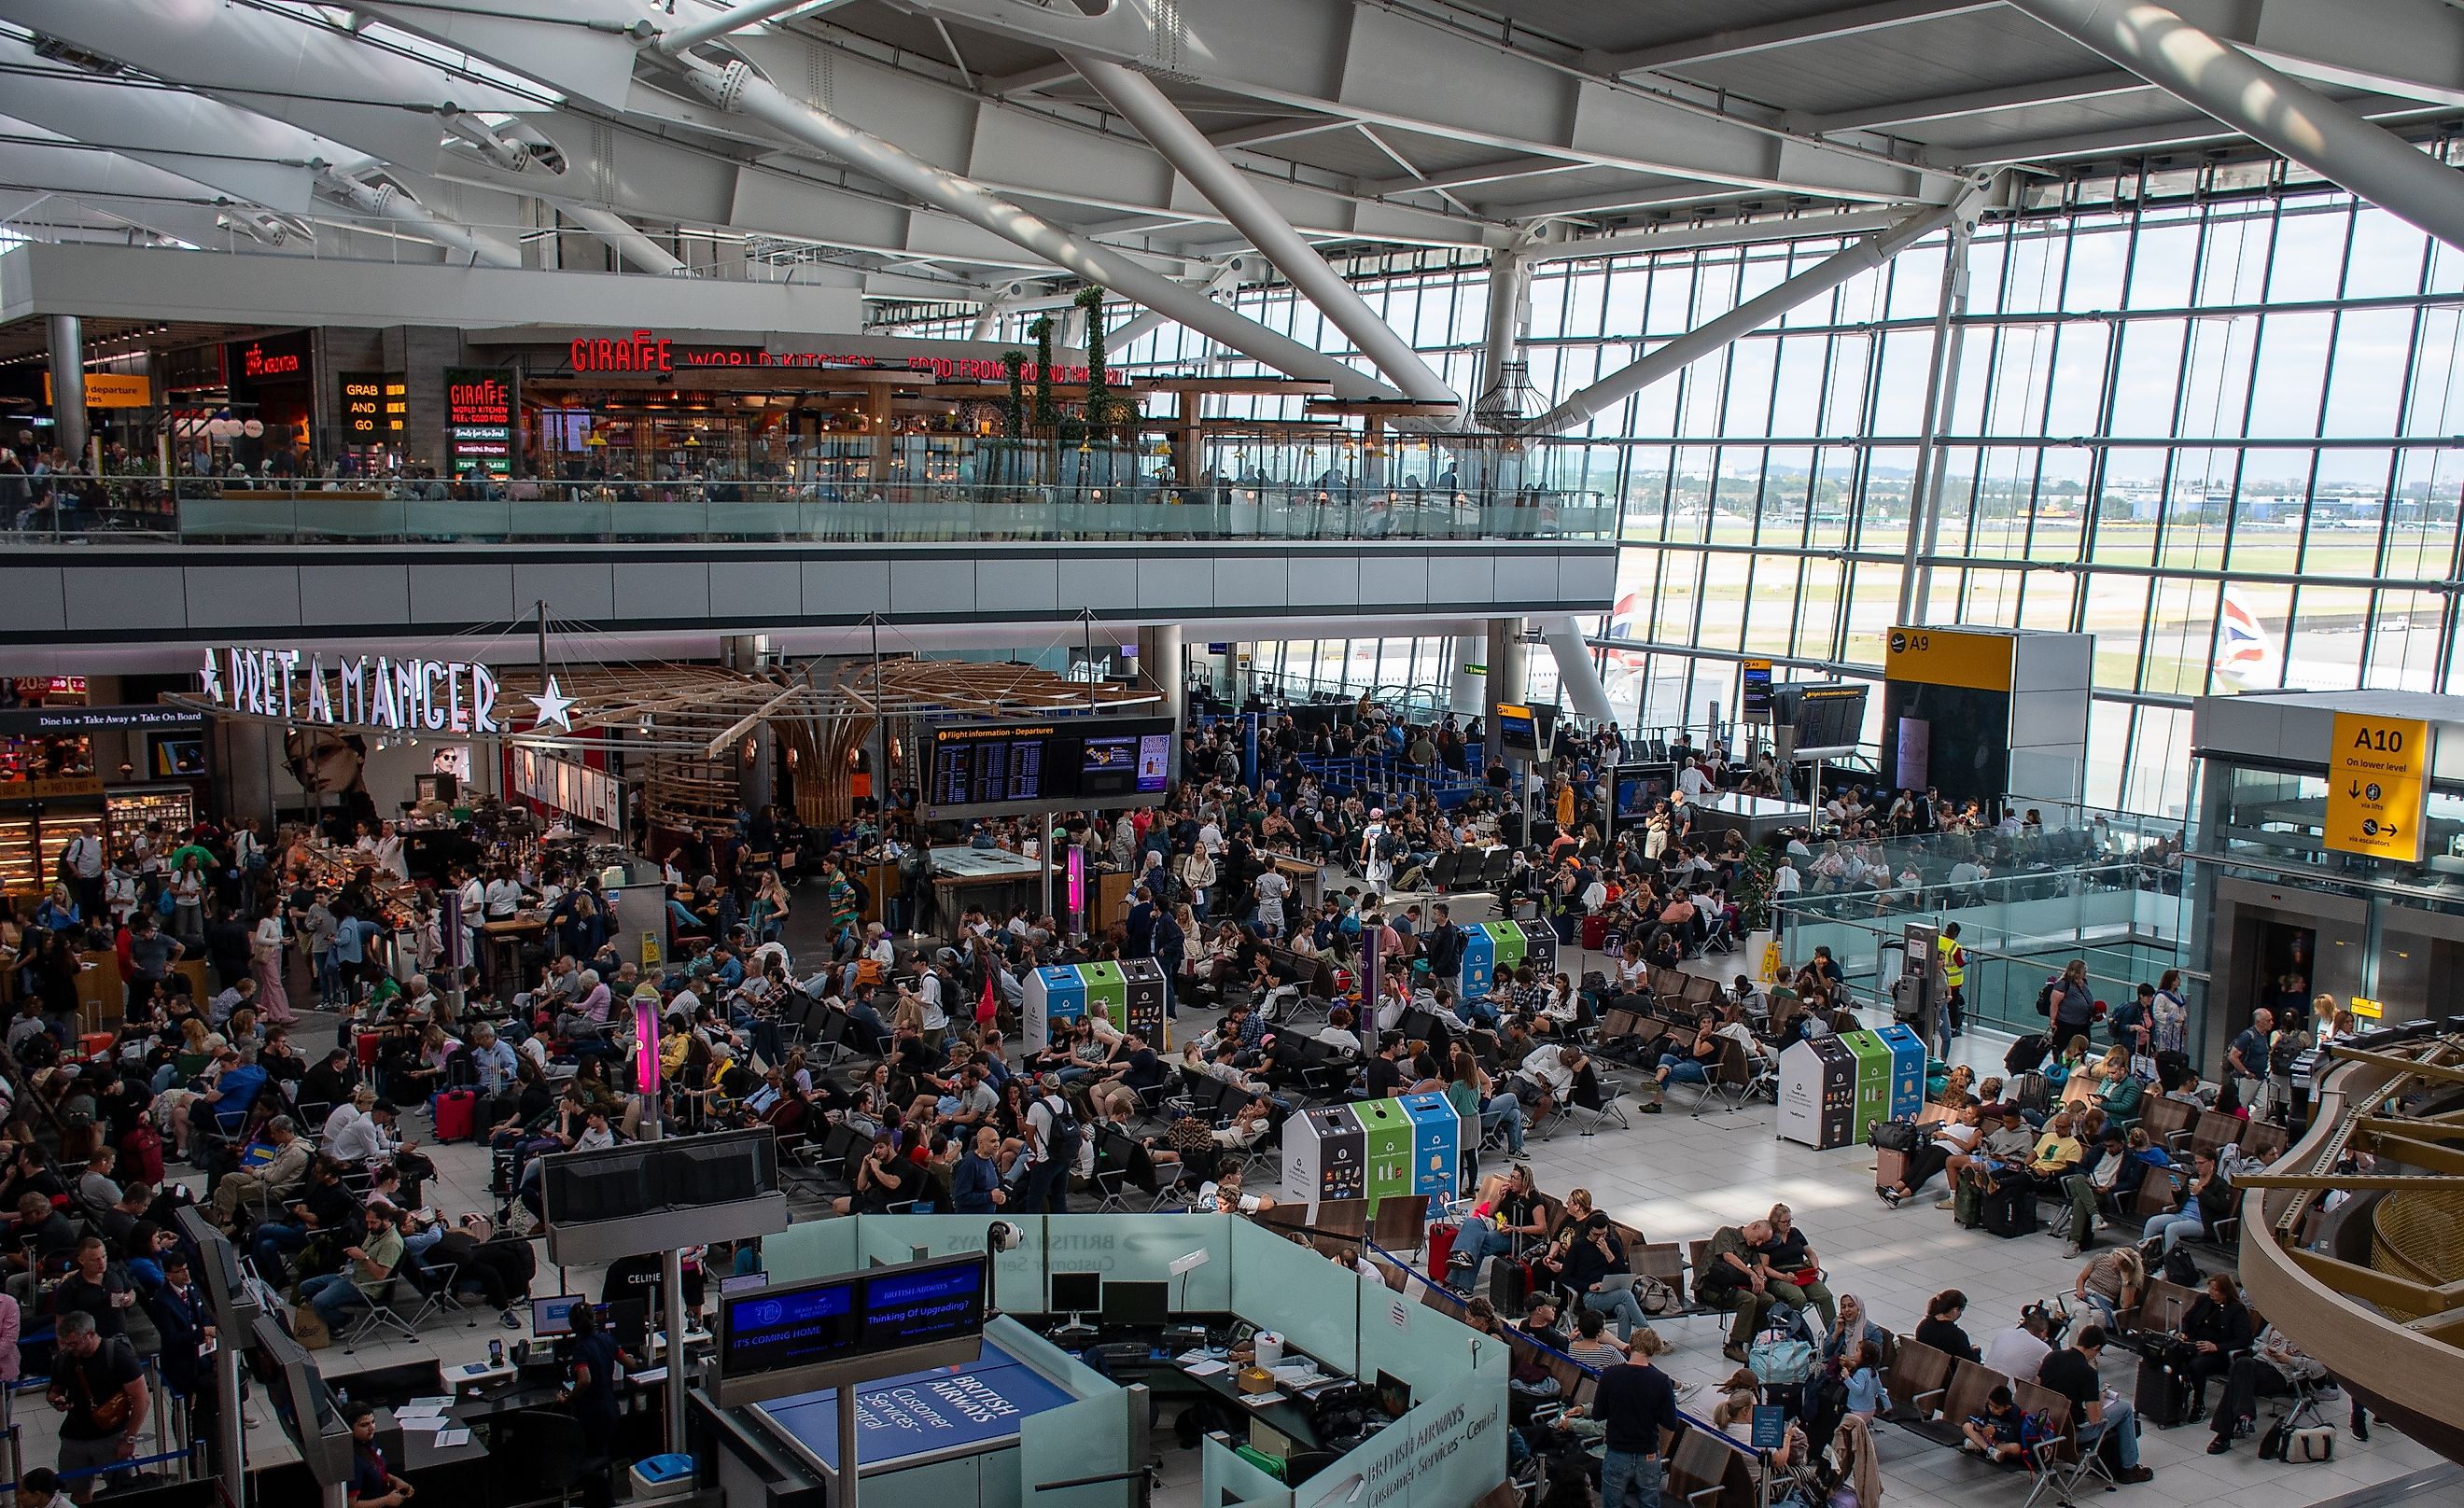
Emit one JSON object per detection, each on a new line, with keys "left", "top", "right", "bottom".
{"left": 1938, "top": 922, "right": 1967, "bottom": 1040}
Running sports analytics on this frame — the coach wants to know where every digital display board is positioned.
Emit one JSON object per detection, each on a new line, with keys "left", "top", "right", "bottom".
{"left": 340, "top": 370, "right": 407, "bottom": 441}
{"left": 1742, "top": 660, "right": 1773, "bottom": 722}
{"left": 924, "top": 716, "right": 1177, "bottom": 820}
{"left": 714, "top": 1253, "right": 988, "bottom": 1407}
{"left": 1773, "top": 682, "right": 1869, "bottom": 755}
{"left": 1494, "top": 703, "right": 1539, "bottom": 758}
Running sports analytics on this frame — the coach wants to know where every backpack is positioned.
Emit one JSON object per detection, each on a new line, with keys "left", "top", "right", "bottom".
{"left": 2268, "top": 1033, "right": 2303, "bottom": 1076}
{"left": 1040, "top": 1096, "right": 1083, "bottom": 1167}
{"left": 2033, "top": 978, "right": 2056, "bottom": 1016}
{"left": 854, "top": 956, "right": 887, "bottom": 989}
{"left": 2160, "top": 1245, "right": 2201, "bottom": 1288}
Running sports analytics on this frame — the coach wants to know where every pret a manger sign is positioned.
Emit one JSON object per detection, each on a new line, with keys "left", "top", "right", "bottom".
{"left": 200, "top": 647, "right": 503, "bottom": 734}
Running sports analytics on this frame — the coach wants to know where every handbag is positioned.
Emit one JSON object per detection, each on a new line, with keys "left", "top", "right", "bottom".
{"left": 291, "top": 1302, "right": 332, "bottom": 1350}
{"left": 1868, "top": 1120, "right": 1920, "bottom": 1153}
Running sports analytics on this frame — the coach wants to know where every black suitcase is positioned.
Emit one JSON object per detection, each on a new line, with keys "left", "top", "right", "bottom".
{"left": 2135, "top": 1355, "right": 2193, "bottom": 1427}
{"left": 2005, "top": 1032, "right": 2051, "bottom": 1075}
{"left": 1981, "top": 1184, "right": 2040, "bottom": 1237}
{"left": 1490, "top": 1257, "right": 1531, "bottom": 1311}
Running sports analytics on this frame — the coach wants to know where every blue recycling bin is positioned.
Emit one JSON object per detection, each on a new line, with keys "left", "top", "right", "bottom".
{"left": 1875, "top": 1023, "right": 1926, "bottom": 1122}
{"left": 1027, "top": 964, "right": 1088, "bottom": 1053}
{"left": 1456, "top": 926, "right": 1497, "bottom": 1000}
{"left": 1400, "top": 1092, "right": 1461, "bottom": 1199}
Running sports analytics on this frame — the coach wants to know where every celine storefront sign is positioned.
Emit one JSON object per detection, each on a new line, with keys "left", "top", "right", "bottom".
{"left": 565, "top": 328, "right": 1120, "bottom": 384}
{"left": 201, "top": 647, "right": 504, "bottom": 734}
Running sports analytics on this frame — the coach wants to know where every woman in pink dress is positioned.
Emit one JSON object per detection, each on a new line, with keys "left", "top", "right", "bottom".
{"left": 250, "top": 899, "right": 296, "bottom": 1025}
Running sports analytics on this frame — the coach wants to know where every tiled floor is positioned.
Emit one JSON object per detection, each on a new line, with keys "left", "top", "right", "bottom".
{"left": 88, "top": 875, "right": 2457, "bottom": 1507}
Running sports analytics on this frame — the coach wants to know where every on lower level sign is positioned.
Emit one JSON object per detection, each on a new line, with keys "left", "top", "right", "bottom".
{"left": 2325, "top": 712, "right": 2429, "bottom": 861}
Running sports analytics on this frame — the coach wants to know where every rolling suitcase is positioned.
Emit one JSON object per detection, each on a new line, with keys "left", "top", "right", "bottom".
{"left": 1580, "top": 914, "right": 1610, "bottom": 951}
{"left": 432, "top": 1088, "right": 478, "bottom": 1144}
{"left": 2135, "top": 1354, "right": 2193, "bottom": 1427}
{"left": 1426, "top": 1222, "right": 1457, "bottom": 1276}
{"left": 1489, "top": 1257, "right": 1530, "bottom": 1311}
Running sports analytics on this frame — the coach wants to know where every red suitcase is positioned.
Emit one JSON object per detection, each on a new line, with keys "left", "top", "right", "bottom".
{"left": 1426, "top": 1222, "right": 1457, "bottom": 1276}
{"left": 357, "top": 1030, "right": 381, "bottom": 1069}
{"left": 432, "top": 1089, "right": 477, "bottom": 1144}
{"left": 1580, "top": 914, "right": 1610, "bottom": 951}
{"left": 78, "top": 1032, "right": 116, "bottom": 1061}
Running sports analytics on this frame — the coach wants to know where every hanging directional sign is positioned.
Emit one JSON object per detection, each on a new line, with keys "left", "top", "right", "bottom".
{"left": 2325, "top": 712, "right": 2430, "bottom": 862}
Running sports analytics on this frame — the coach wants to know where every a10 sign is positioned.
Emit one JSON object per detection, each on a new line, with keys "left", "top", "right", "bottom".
{"left": 2325, "top": 712, "right": 2431, "bottom": 862}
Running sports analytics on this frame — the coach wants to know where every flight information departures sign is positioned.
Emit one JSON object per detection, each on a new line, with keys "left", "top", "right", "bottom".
{"left": 2326, "top": 712, "right": 2430, "bottom": 861}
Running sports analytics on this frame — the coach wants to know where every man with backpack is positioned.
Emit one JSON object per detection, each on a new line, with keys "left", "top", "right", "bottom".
{"left": 1020, "top": 1077, "right": 1080, "bottom": 1214}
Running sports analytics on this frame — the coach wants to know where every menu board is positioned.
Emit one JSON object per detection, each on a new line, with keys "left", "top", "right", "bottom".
{"left": 923, "top": 716, "right": 1177, "bottom": 819}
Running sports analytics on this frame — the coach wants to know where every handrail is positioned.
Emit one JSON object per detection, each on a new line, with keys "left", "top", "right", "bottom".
{"left": 0, "top": 473, "right": 1617, "bottom": 548}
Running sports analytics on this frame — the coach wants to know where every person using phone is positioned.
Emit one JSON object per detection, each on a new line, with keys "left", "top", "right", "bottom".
{"left": 343, "top": 1400, "right": 415, "bottom": 1507}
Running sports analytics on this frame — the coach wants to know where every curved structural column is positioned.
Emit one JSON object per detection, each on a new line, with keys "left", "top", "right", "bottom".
{"left": 666, "top": 55, "right": 1401, "bottom": 402}
{"left": 1071, "top": 56, "right": 1459, "bottom": 411}
{"left": 2007, "top": 0, "right": 2464, "bottom": 256}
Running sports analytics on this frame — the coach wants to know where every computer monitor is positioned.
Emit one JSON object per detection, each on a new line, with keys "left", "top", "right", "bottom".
{"left": 719, "top": 1273, "right": 770, "bottom": 1296}
{"left": 1376, "top": 1370, "right": 1412, "bottom": 1419}
{"left": 1050, "top": 1270, "right": 1101, "bottom": 1316}
{"left": 1099, "top": 1279, "right": 1169, "bottom": 1330}
{"left": 605, "top": 1296, "right": 651, "bottom": 1354}
{"left": 531, "top": 1293, "right": 586, "bottom": 1337}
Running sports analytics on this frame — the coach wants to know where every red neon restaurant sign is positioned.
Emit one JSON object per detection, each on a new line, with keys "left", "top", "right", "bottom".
{"left": 241, "top": 342, "right": 301, "bottom": 378}
{"left": 567, "top": 329, "right": 1120, "bottom": 384}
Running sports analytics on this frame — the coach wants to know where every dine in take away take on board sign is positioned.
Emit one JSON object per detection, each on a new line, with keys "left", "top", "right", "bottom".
{"left": 2325, "top": 712, "right": 2430, "bottom": 862}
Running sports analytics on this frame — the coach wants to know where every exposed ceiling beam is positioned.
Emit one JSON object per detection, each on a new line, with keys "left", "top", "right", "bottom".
{"left": 2009, "top": 0, "right": 2464, "bottom": 254}
{"left": 1204, "top": 117, "right": 1352, "bottom": 150}
{"left": 1587, "top": 0, "right": 1998, "bottom": 77}
{"left": 1363, "top": 154, "right": 1587, "bottom": 198}
{"left": 983, "top": 59, "right": 1078, "bottom": 97}
{"left": 1955, "top": 98, "right": 2454, "bottom": 169}
{"left": 1794, "top": 70, "right": 2150, "bottom": 135}
{"left": 904, "top": 0, "right": 1956, "bottom": 204}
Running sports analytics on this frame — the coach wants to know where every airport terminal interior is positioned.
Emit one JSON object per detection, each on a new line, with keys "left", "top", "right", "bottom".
{"left": 7, "top": 2, "right": 2464, "bottom": 1506}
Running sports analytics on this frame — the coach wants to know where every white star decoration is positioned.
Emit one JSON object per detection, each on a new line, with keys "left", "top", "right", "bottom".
{"left": 530, "top": 676, "right": 575, "bottom": 732}
{"left": 199, "top": 648, "right": 223, "bottom": 700}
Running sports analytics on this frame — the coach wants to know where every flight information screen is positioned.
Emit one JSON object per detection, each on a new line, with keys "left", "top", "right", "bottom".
{"left": 924, "top": 717, "right": 1178, "bottom": 818}
{"left": 713, "top": 1253, "right": 988, "bottom": 1404}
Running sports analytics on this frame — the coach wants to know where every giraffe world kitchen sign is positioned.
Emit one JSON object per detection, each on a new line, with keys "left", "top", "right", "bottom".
{"left": 445, "top": 367, "right": 515, "bottom": 475}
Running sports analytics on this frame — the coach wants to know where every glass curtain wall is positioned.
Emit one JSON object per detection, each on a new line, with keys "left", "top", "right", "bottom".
{"left": 886, "top": 168, "right": 2464, "bottom": 814}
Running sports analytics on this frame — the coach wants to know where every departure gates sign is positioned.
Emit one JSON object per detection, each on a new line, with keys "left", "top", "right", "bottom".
{"left": 2326, "top": 713, "right": 2430, "bottom": 861}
